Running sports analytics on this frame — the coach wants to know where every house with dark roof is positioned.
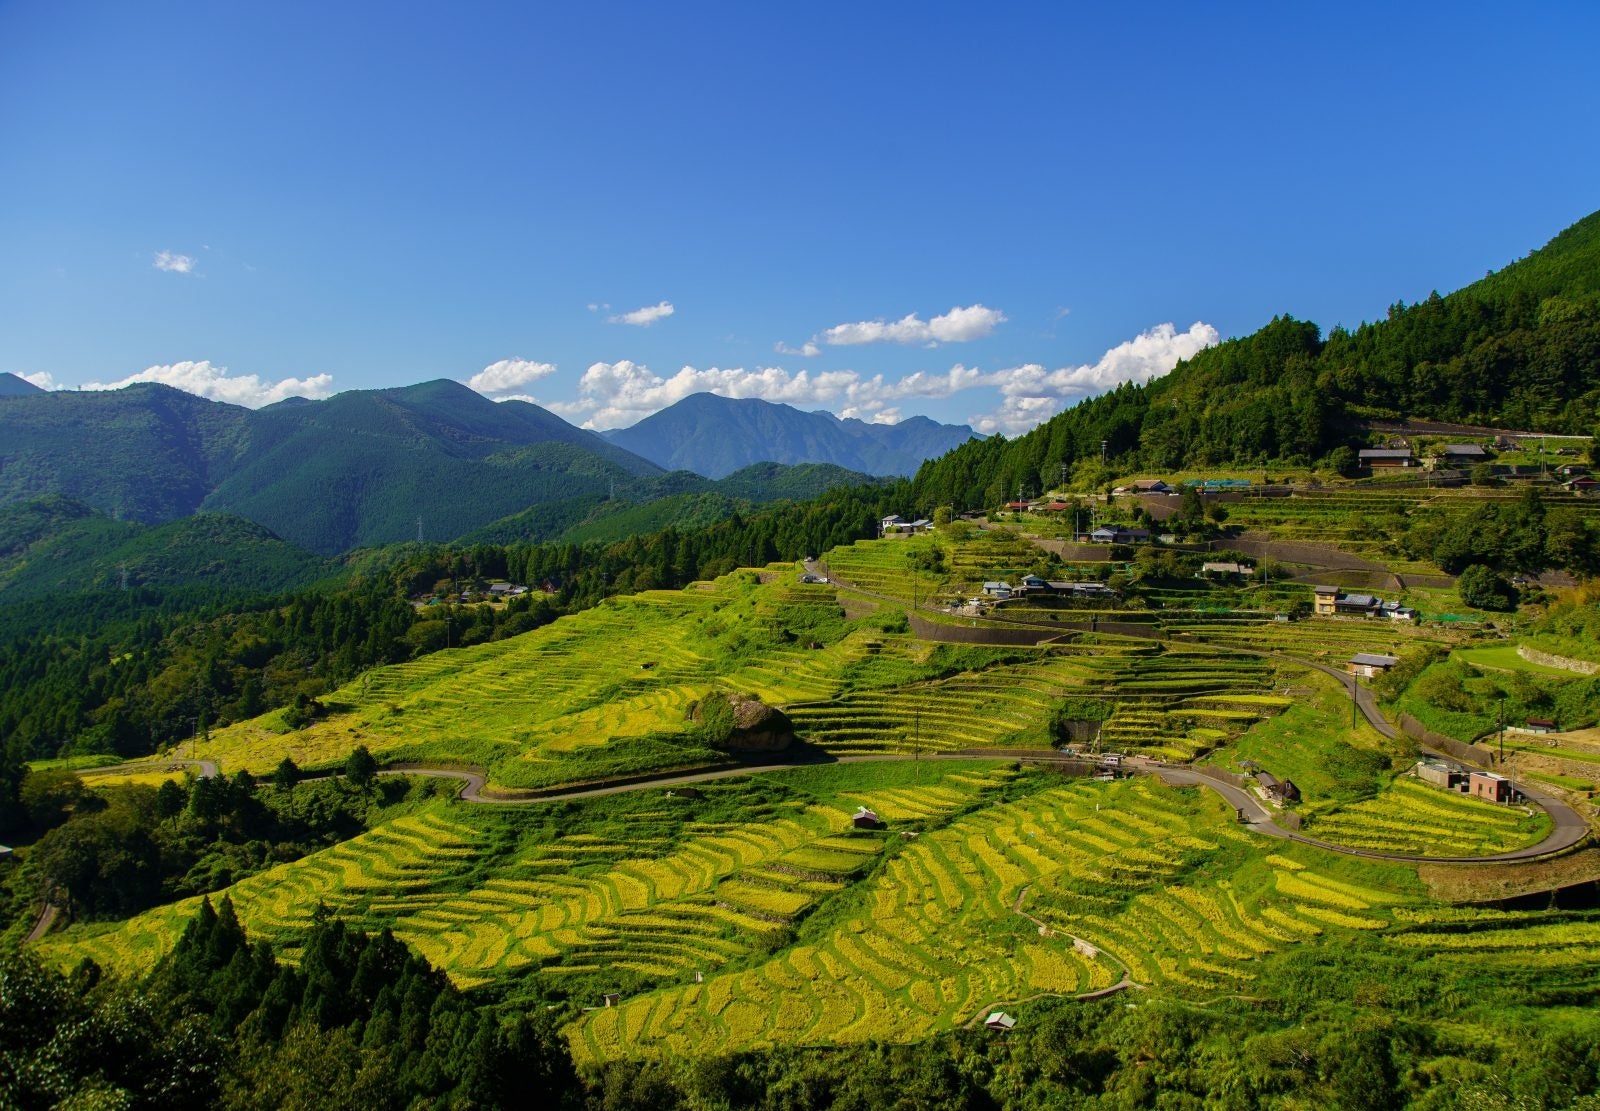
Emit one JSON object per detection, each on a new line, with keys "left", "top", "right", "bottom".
{"left": 1359, "top": 448, "right": 1414, "bottom": 468}
{"left": 1438, "top": 443, "right": 1489, "bottom": 462}
{"left": 1348, "top": 653, "right": 1400, "bottom": 678}
{"left": 851, "top": 806, "right": 883, "bottom": 829}
{"left": 1335, "top": 592, "right": 1383, "bottom": 616}
{"left": 1312, "top": 585, "right": 1340, "bottom": 616}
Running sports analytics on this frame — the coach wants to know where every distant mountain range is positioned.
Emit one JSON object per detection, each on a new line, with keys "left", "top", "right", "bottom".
{"left": 602, "top": 393, "right": 979, "bottom": 478}
{"left": 0, "top": 378, "right": 669, "bottom": 554}
{"left": 0, "top": 377, "right": 897, "bottom": 559}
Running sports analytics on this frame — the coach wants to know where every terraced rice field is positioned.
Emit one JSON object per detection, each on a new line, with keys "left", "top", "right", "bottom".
{"left": 570, "top": 777, "right": 1423, "bottom": 1067}
{"left": 196, "top": 570, "right": 916, "bottom": 786}
{"left": 35, "top": 811, "right": 485, "bottom": 973}
{"left": 1180, "top": 618, "right": 1450, "bottom": 662}
{"left": 39, "top": 768, "right": 1020, "bottom": 992}
{"left": 1387, "top": 907, "right": 1600, "bottom": 975}
{"left": 1305, "top": 775, "right": 1552, "bottom": 856}
{"left": 824, "top": 532, "right": 1057, "bottom": 605}
{"left": 786, "top": 645, "right": 1280, "bottom": 756}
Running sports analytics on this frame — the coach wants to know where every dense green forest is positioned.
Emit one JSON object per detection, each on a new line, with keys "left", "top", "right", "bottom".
{"left": 2, "top": 901, "right": 578, "bottom": 1109}
{"left": 911, "top": 210, "right": 1600, "bottom": 509}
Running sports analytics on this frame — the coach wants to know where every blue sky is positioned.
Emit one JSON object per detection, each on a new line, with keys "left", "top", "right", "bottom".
{"left": 3, "top": 2, "right": 1597, "bottom": 435}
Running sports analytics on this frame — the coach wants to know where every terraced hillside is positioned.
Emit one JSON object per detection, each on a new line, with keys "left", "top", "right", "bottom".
{"left": 192, "top": 544, "right": 1302, "bottom": 786}
{"left": 38, "top": 758, "right": 1576, "bottom": 1073}
{"left": 196, "top": 570, "right": 911, "bottom": 787}
{"left": 1304, "top": 774, "right": 1552, "bottom": 856}
{"left": 35, "top": 763, "right": 1018, "bottom": 991}
{"left": 786, "top": 641, "right": 1286, "bottom": 757}
{"left": 570, "top": 777, "right": 1429, "bottom": 1066}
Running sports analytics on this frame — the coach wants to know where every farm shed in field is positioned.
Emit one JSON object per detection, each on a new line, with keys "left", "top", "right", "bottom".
{"left": 1200, "top": 561, "right": 1252, "bottom": 578}
{"left": 1359, "top": 448, "right": 1414, "bottom": 467}
{"left": 1132, "top": 479, "right": 1171, "bottom": 493}
{"left": 1415, "top": 761, "right": 1466, "bottom": 789}
{"left": 982, "top": 581, "right": 1013, "bottom": 598}
{"left": 1348, "top": 653, "right": 1400, "bottom": 678}
{"left": 1255, "top": 771, "right": 1280, "bottom": 795}
{"left": 985, "top": 1012, "right": 1017, "bottom": 1031}
{"left": 1469, "top": 771, "right": 1515, "bottom": 804}
{"left": 1525, "top": 717, "right": 1557, "bottom": 734}
{"left": 1439, "top": 444, "right": 1489, "bottom": 461}
{"left": 851, "top": 806, "right": 882, "bottom": 829}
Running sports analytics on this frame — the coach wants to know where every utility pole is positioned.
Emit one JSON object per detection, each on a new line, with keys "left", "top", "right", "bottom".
{"left": 416, "top": 516, "right": 424, "bottom": 544}
{"left": 1498, "top": 697, "right": 1506, "bottom": 765}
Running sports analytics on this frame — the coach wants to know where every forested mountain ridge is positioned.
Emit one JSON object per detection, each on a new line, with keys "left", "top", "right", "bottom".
{"left": 603, "top": 392, "right": 978, "bottom": 477}
{"left": 457, "top": 460, "right": 883, "bottom": 546}
{"left": 0, "top": 379, "right": 667, "bottom": 554}
{"left": 912, "top": 208, "right": 1600, "bottom": 509}
{"left": 0, "top": 495, "right": 336, "bottom": 601}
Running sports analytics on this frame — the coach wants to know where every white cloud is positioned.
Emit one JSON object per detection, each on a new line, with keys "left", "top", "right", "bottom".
{"left": 490, "top": 394, "right": 544, "bottom": 405}
{"left": 966, "top": 321, "right": 1218, "bottom": 435}
{"left": 567, "top": 360, "right": 860, "bottom": 429}
{"left": 80, "top": 360, "right": 335, "bottom": 408}
{"left": 19, "top": 371, "right": 57, "bottom": 389}
{"left": 152, "top": 250, "right": 196, "bottom": 274}
{"left": 774, "top": 340, "right": 822, "bottom": 358}
{"left": 560, "top": 320, "right": 1217, "bottom": 436}
{"left": 608, "top": 300, "right": 675, "bottom": 327}
{"left": 466, "top": 358, "right": 557, "bottom": 395}
{"left": 821, "top": 303, "right": 1006, "bottom": 347}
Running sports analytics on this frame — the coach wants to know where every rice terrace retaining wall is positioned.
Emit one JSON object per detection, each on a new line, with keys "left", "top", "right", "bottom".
{"left": 1518, "top": 646, "right": 1600, "bottom": 676}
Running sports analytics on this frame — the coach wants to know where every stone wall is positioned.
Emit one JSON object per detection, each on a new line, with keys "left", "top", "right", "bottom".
{"left": 1398, "top": 713, "right": 1490, "bottom": 768}
{"left": 1517, "top": 645, "right": 1600, "bottom": 676}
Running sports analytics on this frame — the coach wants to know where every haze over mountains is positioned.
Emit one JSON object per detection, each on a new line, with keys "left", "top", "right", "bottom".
{"left": 602, "top": 393, "right": 978, "bottom": 478}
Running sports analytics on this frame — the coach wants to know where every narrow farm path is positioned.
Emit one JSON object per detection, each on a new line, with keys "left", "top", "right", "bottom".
{"left": 23, "top": 903, "right": 59, "bottom": 944}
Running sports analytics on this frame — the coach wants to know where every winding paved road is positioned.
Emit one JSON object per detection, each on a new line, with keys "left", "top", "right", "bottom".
{"left": 376, "top": 746, "right": 1588, "bottom": 864}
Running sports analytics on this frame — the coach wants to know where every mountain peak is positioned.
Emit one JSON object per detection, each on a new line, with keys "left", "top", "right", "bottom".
{"left": 603, "top": 394, "right": 976, "bottom": 478}
{"left": 0, "top": 372, "right": 44, "bottom": 397}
